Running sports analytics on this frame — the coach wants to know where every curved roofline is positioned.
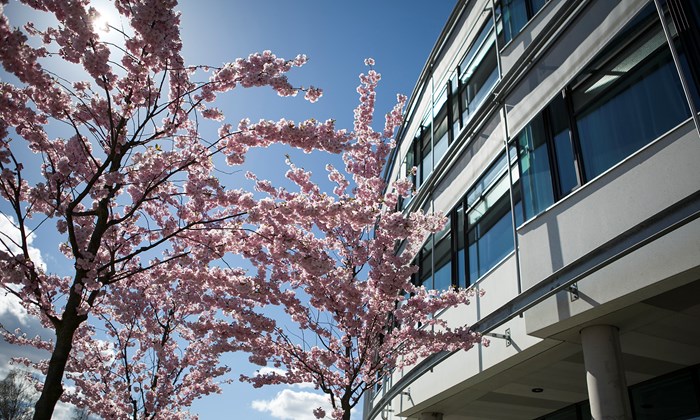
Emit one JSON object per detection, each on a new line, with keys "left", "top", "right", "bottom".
{"left": 383, "top": 0, "right": 469, "bottom": 182}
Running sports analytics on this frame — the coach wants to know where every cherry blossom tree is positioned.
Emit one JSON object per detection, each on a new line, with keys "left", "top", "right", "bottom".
{"left": 0, "top": 1, "right": 482, "bottom": 420}
{"left": 236, "top": 60, "right": 482, "bottom": 420}
{"left": 0, "top": 0, "right": 339, "bottom": 418}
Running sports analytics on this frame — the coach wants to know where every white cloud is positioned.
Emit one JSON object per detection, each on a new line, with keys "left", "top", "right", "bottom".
{"left": 0, "top": 214, "right": 48, "bottom": 326}
{"left": 0, "top": 213, "right": 46, "bottom": 270}
{"left": 52, "top": 401, "right": 75, "bottom": 420}
{"left": 0, "top": 289, "right": 31, "bottom": 326}
{"left": 251, "top": 389, "right": 332, "bottom": 420}
{"left": 258, "top": 366, "right": 286, "bottom": 376}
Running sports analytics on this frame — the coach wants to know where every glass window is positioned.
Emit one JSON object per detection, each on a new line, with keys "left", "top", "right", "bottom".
{"left": 512, "top": 6, "right": 693, "bottom": 225}
{"left": 549, "top": 94, "right": 579, "bottom": 195}
{"left": 433, "top": 226, "right": 452, "bottom": 291}
{"left": 454, "top": 206, "right": 467, "bottom": 289}
{"left": 573, "top": 22, "right": 690, "bottom": 180}
{"left": 418, "top": 240, "right": 433, "bottom": 289}
{"left": 664, "top": 0, "right": 700, "bottom": 110}
{"left": 434, "top": 102, "right": 449, "bottom": 165}
{"left": 414, "top": 225, "right": 454, "bottom": 291}
{"left": 631, "top": 369, "right": 700, "bottom": 420}
{"left": 500, "top": 0, "right": 529, "bottom": 45}
{"left": 465, "top": 152, "right": 522, "bottom": 283}
{"left": 468, "top": 194, "right": 515, "bottom": 282}
{"left": 459, "top": 20, "right": 499, "bottom": 124}
{"left": 466, "top": 46, "right": 499, "bottom": 116}
{"left": 517, "top": 113, "right": 554, "bottom": 219}
{"left": 450, "top": 73, "right": 461, "bottom": 139}
{"left": 497, "top": 0, "right": 547, "bottom": 45}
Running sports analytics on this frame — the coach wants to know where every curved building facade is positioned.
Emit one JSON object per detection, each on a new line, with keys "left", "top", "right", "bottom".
{"left": 365, "top": 1, "right": 700, "bottom": 419}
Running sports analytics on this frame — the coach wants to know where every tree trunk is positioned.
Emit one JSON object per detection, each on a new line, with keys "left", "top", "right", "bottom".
{"left": 32, "top": 297, "right": 84, "bottom": 420}
{"left": 341, "top": 398, "right": 352, "bottom": 420}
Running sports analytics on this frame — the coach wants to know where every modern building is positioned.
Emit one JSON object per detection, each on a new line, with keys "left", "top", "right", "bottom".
{"left": 365, "top": 0, "right": 700, "bottom": 419}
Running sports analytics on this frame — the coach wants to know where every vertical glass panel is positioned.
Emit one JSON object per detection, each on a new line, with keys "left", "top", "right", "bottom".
{"left": 406, "top": 146, "right": 415, "bottom": 177}
{"left": 460, "top": 19, "right": 494, "bottom": 77}
{"left": 467, "top": 46, "right": 499, "bottom": 116}
{"left": 500, "top": 0, "right": 528, "bottom": 45}
{"left": 433, "top": 233, "right": 452, "bottom": 290}
{"left": 665, "top": 0, "right": 700, "bottom": 110}
{"left": 467, "top": 196, "right": 513, "bottom": 283}
{"left": 630, "top": 370, "right": 700, "bottom": 420}
{"left": 498, "top": 0, "right": 546, "bottom": 46}
{"left": 460, "top": 19, "right": 497, "bottom": 124}
{"left": 467, "top": 153, "right": 507, "bottom": 207}
{"left": 421, "top": 127, "right": 433, "bottom": 184}
{"left": 539, "top": 405, "right": 578, "bottom": 420}
{"left": 549, "top": 94, "right": 579, "bottom": 195}
{"left": 450, "top": 74, "right": 461, "bottom": 138}
{"left": 455, "top": 206, "right": 467, "bottom": 288}
{"left": 530, "top": 0, "right": 546, "bottom": 15}
{"left": 464, "top": 150, "right": 522, "bottom": 282}
{"left": 419, "top": 241, "right": 432, "bottom": 289}
{"left": 574, "top": 26, "right": 690, "bottom": 180}
{"left": 467, "top": 232, "right": 479, "bottom": 283}
{"left": 517, "top": 113, "right": 554, "bottom": 219}
{"left": 434, "top": 103, "right": 449, "bottom": 164}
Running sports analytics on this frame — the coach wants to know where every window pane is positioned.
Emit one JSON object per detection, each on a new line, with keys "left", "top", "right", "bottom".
{"left": 630, "top": 370, "right": 700, "bottom": 420}
{"left": 574, "top": 26, "right": 690, "bottom": 180}
{"left": 420, "top": 126, "right": 433, "bottom": 184}
{"left": 549, "top": 94, "right": 579, "bottom": 195}
{"left": 434, "top": 104, "right": 449, "bottom": 164}
{"left": 455, "top": 207, "right": 467, "bottom": 288}
{"left": 460, "top": 20, "right": 497, "bottom": 123}
{"left": 468, "top": 196, "right": 514, "bottom": 282}
{"left": 467, "top": 153, "right": 508, "bottom": 207}
{"left": 460, "top": 20, "right": 494, "bottom": 77}
{"left": 500, "top": 0, "right": 528, "bottom": 45}
{"left": 530, "top": 0, "right": 546, "bottom": 15}
{"left": 419, "top": 242, "right": 432, "bottom": 289}
{"left": 434, "top": 234, "right": 452, "bottom": 290}
{"left": 466, "top": 45, "right": 499, "bottom": 116}
{"left": 517, "top": 113, "right": 554, "bottom": 219}
{"left": 665, "top": 0, "right": 700, "bottom": 111}
{"left": 450, "top": 74, "right": 461, "bottom": 138}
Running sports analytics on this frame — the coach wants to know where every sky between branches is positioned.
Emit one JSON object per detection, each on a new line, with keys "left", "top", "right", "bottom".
{"left": 0, "top": 1, "right": 457, "bottom": 418}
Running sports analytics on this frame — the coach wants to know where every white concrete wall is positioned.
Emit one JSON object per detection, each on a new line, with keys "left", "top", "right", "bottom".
{"left": 521, "top": 120, "right": 700, "bottom": 336}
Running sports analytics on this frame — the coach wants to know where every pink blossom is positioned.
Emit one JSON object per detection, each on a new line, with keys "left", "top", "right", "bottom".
{"left": 304, "top": 86, "right": 323, "bottom": 103}
{"left": 0, "top": 3, "right": 482, "bottom": 419}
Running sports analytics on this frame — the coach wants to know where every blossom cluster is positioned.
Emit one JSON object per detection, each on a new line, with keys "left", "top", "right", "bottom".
{"left": 0, "top": 1, "right": 485, "bottom": 418}
{"left": 235, "top": 59, "right": 483, "bottom": 420}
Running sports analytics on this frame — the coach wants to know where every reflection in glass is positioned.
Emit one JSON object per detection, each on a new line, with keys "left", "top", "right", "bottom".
{"left": 517, "top": 113, "right": 554, "bottom": 219}
{"left": 574, "top": 26, "right": 689, "bottom": 180}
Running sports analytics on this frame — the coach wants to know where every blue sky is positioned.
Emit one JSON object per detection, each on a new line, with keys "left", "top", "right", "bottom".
{"left": 0, "top": 1, "right": 457, "bottom": 419}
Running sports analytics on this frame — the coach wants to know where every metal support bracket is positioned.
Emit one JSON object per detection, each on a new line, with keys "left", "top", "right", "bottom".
{"left": 569, "top": 282, "right": 579, "bottom": 302}
{"left": 485, "top": 328, "right": 511, "bottom": 347}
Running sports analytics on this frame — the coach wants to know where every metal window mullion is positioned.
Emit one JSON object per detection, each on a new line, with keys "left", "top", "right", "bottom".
{"left": 542, "top": 103, "right": 564, "bottom": 201}
{"left": 500, "top": 105, "right": 523, "bottom": 295}
{"left": 450, "top": 209, "right": 459, "bottom": 288}
{"left": 563, "top": 87, "right": 587, "bottom": 186}
{"left": 491, "top": 0, "right": 503, "bottom": 79}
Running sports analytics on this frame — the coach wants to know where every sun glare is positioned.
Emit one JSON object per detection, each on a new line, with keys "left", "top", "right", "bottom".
{"left": 92, "top": 12, "right": 110, "bottom": 34}
{"left": 91, "top": 3, "right": 120, "bottom": 37}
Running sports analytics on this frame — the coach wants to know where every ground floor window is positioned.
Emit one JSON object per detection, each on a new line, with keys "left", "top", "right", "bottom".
{"left": 535, "top": 363, "right": 700, "bottom": 420}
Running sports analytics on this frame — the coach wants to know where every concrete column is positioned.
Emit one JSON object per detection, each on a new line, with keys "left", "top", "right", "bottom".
{"left": 580, "top": 325, "right": 632, "bottom": 420}
{"left": 419, "top": 413, "right": 443, "bottom": 420}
